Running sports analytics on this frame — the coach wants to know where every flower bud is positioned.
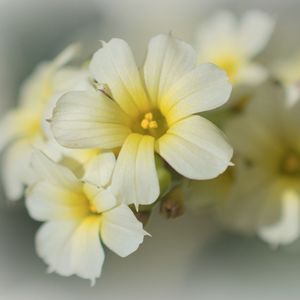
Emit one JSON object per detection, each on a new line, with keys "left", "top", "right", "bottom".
{"left": 160, "top": 186, "right": 185, "bottom": 219}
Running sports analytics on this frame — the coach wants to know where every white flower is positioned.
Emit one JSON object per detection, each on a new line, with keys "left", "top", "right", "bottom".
{"left": 51, "top": 34, "right": 233, "bottom": 208}
{"left": 196, "top": 10, "right": 274, "bottom": 85}
{"left": 26, "top": 150, "right": 147, "bottom": 285}
{"left": 222, "top": 82, "right": 300, "bottom": 246}
{"left": 0, "top": 44, "right": 87, "bottom": 200}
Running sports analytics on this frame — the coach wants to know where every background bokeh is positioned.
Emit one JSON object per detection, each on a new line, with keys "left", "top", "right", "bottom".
{"left": 1, "top": 0, "right": 300, "bottom": 299}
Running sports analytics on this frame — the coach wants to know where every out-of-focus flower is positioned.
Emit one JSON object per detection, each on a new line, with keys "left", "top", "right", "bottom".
{"left": 196, "top": 10, "right": 274, "bottom": 86}
{"left": 51, "top": 34, "right": 233, "bottom": 208}
{"left": 26, "top": 151, "right": 147, "bottom": 285}
{"left": 272, "top": 53, "right": 300, "bottom": 105}
{"left": 0, "top": 44, "right": 88, "bottom": 200}
{"left": 221, "top": 82, "right": 300, "bottom": 247}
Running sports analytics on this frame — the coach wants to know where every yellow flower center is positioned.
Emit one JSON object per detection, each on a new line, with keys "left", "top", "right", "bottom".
{"left": 132, "top": 109, "right": 167, "bottom": 139}
{"left": 140, "top": 112, "right": 158, "bottom": 130}
{"left": 83, "top": 183, "right": 102, "bottom": 215}
{"left": 213, "top": 54, "right": 244, "bottom": 84}
{"left": 23, "top": 112, "right": 44, "bottom": 141}
{"left": 280, "top": 151, "right": 300, "bottom": 176}
{"left": 89, "top": 202, "right": 98, "bottom": 214}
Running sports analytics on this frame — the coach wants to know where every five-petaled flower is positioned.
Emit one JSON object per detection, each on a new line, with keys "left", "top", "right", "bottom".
{"left": 26, "top": 151, "right": 147, "bottom": 285}
{"left": 0, "top": 44, "right": 87, "bottom": 200}
{"left": 222, "top": 83, "right": 300, "bottom": 247}
{"left": 51, "top": 34, "right": 233, "bottom": 207}
{"left": 196, "top": 10, "right": 274, "bottom": 85}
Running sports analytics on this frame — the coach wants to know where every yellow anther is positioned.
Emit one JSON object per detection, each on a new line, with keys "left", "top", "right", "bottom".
{"left": 144, "top": 112, "right": 153, "bottom": 121}
{"left": 141, "top": 119, "right": 150, "bottom": 129}
{"left": 149, "top": 121, "right": 158, "bottom": 129}
{"left": 141, "top": 112, "right": 158, "bottom": 130}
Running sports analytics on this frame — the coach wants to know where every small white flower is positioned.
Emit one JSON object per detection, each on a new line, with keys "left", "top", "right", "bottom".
{"left": 222, "top": 82, "right": 300, "bottom": 246}
{"left": 51, "top": 34, "right": 233, "bottom": 208}
{"left": 0, "top": 44, "right": 88, "bottom": 200}
{"left": 26, "top": 150, "right": 147, "bottom": 285}
{"left": 196, "top": 10, "right": 274, "bottom": 85}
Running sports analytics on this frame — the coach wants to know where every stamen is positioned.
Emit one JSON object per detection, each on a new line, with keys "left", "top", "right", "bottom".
{"left": 141, "top": 119, "right": 150, "bottom": 129}
{"left": 149, "top": 121, "right": 158, "bottom": 129}
{"left": 144, "top": 112, "right": 153, "bottom": 120}
{"left": 141, "top": 112, "right": 158, "bottom": 130}
{"left": 133, "top": 109, "right": 167, "bottom": 138}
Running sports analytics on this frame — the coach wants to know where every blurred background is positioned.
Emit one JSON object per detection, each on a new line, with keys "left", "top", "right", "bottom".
{"left": 1, "top": 0, "right": 300, "bottom": 299}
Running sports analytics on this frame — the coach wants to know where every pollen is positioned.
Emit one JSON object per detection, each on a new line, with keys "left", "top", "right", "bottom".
{"left": 141, "top": 112, "right": 158, "bottom": 129}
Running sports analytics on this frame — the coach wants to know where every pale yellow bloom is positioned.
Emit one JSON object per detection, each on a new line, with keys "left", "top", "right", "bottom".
{"left": 0, "top": 44, "right": 87, "bottom": 200}
{"left": 196, "top": 10, "right": 274, "bottom": 85}
{"left": 26, "top": 151, "right": 147, "bottom": 285}
{"left": 221, "top": 82, "right": 300, "bottom": 246}
{"left": 51, "top": 34, "right": 233, "bottom": 207}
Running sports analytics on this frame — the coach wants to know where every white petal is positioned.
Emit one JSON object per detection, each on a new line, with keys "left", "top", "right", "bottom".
{"left": 285, "top": 85, "right": 300, "bottom": 107}
{"left": 26, "top": 181, "right": 89, "bottom": 221}
{"left": 36, "top": 221, "right": 79, "bottom": 277}
{"left": 0, "top": 109, "right": 39, "bottom": 152}
{"left": 161, "top": 63, "right": 231, "bottom": 124}
{"left": 239, "top": 10, "right": 274, "bottom": 58}
{"left": 18, "top": 63, "right": 53, "bottom": 107}
{"left": 19, "top": 44, "right": 80, "bottom": 108}
{"left": 156, "top": 115, "right": 233, "bottom": 180}
{"left": 52, "top": 67, "right": 89, "bottom": 94}
{"left": 101, "top": 204, "right": 147, "bottom": 257}
{"left": 225, "top": 114, "right": 283, "bottom": 164}
{"left": 220, "top": 168, "right": 282, "bottom": 233}
{"left": 258, "top": 190, "right": 300, "bottom": 247}
{"left": 246, "top": 81, "right": 287, "bottom": 132}
{"left": 51, "top": 90, "right": 131, "bottom": 149}
{"left": 0, "top": 111, "right": 21, "bottom": 151}
{"left": 84, "top": 152, "right": 116, "bottom": 187}
{"left": 20, "top": 44, "right": 81, "bottom": 110}
{"left": 90, "top": 39, "right": 149, "bottom": 116}
{"left": 36, "top": 217, "right": 104, "bottom": 285}
{"left": 2, "top": 139, "right": 34, "bottom": 200}
{"left": 111, "top": 133, "right": 160, "bottom": 206}
{"left": 144, "top": 34, "right": 196, "bottom": 106}
{"left": 70, "top": 216, "right": 103, "bottom": 285}
{"left": 196, "top": 10, "right": 237, "bottom": 59}
{"left": 31, "top": 150, "right": 80, "bottom": 190}
{"left": 42, "top": 68, "right": 90, "bottom": 141}
{"left": 83, "top": 184, "right": 117, "bottom": 213}
{"left": 52, "top": 43, "right": 81, "bottom": 68}
{"left": 237, "top": 63, "right": 268, "bottom": 86}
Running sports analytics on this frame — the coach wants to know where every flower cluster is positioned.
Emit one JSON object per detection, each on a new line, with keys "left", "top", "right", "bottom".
{"left": 0, "top": 31, "right": 233, "bottom": 283}
{"left": 1, "top": 8, "right": 299, "bottom": 284}
{"left": 188, "top": 10, "right": 300, "bottom": 248}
